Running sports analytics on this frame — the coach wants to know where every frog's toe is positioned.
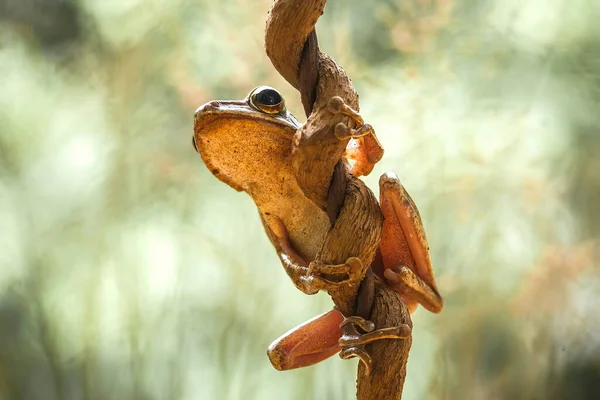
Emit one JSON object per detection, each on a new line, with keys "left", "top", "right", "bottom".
{"left": 307, "top": 257, "right": 364, "bottom": 284}
{"left": 338, "top": 313, "right": 412, "bottom": 351}
{"left": 339, "top": 346, "right": 373, "bottom": 376}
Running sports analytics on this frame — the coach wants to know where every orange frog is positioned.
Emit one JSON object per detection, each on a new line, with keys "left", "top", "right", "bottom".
{"left": 193, "top": 86, "right": 443, "bottom": 372}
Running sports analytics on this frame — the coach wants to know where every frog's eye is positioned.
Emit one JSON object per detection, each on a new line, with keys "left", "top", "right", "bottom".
{"left": 249, "top": 86, "right": 285, "bottom": 114}
{"left": 192, "top": 136, "right": 199, "bottom": 153}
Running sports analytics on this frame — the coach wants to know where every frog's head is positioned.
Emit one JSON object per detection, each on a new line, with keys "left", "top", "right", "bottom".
{"left": 193, "top": 86, "right": 300, "bottom": 192}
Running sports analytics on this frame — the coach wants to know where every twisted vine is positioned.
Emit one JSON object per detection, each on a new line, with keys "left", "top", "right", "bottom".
{"left": 265, "top": 2, "right": 413, "bottom": 399}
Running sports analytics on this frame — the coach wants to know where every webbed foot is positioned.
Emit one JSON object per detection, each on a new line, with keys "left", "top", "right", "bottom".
{"left": 327, "top": 96, "right": 383, "bottom": 176}
{"left": 327, "top": 96, "right": 374, "bottom": 140}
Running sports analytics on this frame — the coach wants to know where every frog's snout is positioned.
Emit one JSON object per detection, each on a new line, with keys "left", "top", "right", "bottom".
{"left": 194, "top": 101, "right": 220, "bottom": 120}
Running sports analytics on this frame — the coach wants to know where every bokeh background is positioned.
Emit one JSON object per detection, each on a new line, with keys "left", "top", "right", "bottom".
{"left": 1, "top": 0, "right": 600, "bottom": 399}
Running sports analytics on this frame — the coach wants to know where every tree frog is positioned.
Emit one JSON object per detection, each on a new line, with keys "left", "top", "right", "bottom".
{"left": 193, "top": 86, "right": 443, "bottom": 372}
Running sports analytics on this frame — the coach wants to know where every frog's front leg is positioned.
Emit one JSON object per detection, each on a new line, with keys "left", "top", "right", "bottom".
{"left": 378, "top": 172, "right": 444, "bottom": 313}
{"left": 291, "top": 96, "right": 383, "bottom": 210}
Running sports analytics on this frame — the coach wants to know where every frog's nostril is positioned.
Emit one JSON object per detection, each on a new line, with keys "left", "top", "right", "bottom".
{"left": 195, "top": 101, "right": 221, "bottom": 119}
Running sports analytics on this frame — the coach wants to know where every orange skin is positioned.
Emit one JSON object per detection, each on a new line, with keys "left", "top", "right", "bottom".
{"left": 266, "top": 172, "right": 443, "bottom": 369}
{"left": 194, "top": 87, "right": 443, "bottom": 370}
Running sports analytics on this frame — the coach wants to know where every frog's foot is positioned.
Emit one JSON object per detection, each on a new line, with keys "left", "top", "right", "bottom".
{"left": 327, "top": 96, "right": 384, "bottom": 177}
{"left": 339, "top": 316, "right": 412, "bottom": 347}
{"left": 327, "top": 96, "right": 374, "bottom": 140}
{"left": 343, "top": 134, "right": 384, "bottom": 177}
{"left": 333, "top": 122, "right": 374, "bottom": 141}
{"left": 384, "top": 265, "right": 444, "bottom": 314}
{"left": 306, "top": 256, "right": 364, "bottom": 287}
{"left": 338, "top": 315, "right": 412, "bottom": 374}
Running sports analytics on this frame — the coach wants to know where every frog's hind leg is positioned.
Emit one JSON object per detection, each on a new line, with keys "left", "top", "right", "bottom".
{"left": 378, "top": 172, "right": 443, "bottom": 313}
{"left": 267, "top": 310, "right": 343, "bottom": 371}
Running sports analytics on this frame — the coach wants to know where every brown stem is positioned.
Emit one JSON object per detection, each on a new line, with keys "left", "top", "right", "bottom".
{"left": 266, "top": 0, "right": 356, "bottom": 213}
{"left": 357, "top": 282, "right": 413, "bottom": 400}
{"left": 265, "top": 1, "right": 412, "bottom": 399}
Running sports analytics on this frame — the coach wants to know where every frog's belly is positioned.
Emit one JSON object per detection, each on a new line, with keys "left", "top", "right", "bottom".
{"left": 284, "top": 201, "right": 330, "bottom": 261}
{"left": 252, "top": 173, "right": 331, "bottom": 261}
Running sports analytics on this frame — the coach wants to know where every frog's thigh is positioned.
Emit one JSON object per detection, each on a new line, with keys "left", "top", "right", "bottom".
{"left": 267, "top": 310, "right": 343, "bottom": 371}
{"left": 379, "top": 172, "right": 443, "bottom": 314}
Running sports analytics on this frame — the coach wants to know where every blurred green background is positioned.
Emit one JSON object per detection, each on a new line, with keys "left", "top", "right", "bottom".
{"left": 1, "top": 0, "right": 599, "bottom": 399}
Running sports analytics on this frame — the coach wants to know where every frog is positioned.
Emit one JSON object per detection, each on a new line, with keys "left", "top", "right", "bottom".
{"left": 193, "top": 86, "right": 443, "bottom": 372}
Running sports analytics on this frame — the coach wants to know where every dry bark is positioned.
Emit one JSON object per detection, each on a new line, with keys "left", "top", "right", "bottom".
{"left": 264, "top": 1, "right": 413, "bottom": 399}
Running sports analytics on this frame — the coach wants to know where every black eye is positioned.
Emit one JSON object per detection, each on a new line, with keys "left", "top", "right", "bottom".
{"left": 256, "top": 88, "right": 281, "bottom": 105}
{"left": 249, "top": 86, "right": 285, "bottom": 114}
